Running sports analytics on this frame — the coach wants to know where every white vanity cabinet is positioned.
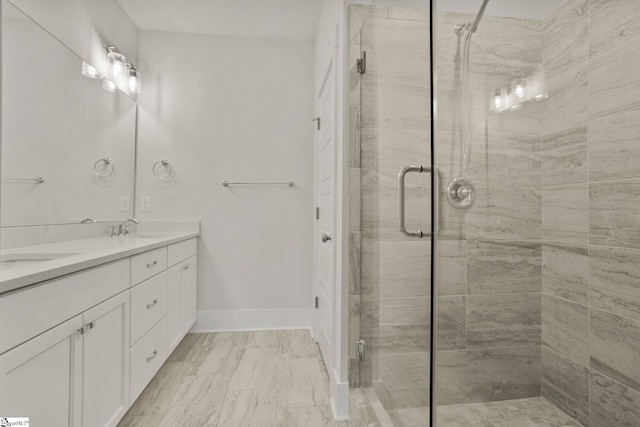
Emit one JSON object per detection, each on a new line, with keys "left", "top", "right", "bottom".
{"left": 0, "top": 261, "right": 130, "bottom": 427}
{"left": 0, "top": 315, "right": 83, "bottom": 427}
{"left": 0, "top": 235, "right": 198, "bottom": 427}
{"left": 129, "top": 247, "right": 169, "bottom": 402}
{"left": 81, "top": 291, "right": 130, "bottom": 427}
{"left": 167, "top": 238, "right": 198, "bottom": 353}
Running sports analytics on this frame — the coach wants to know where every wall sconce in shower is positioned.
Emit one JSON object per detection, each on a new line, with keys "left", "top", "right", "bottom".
{"left": 81, "top": 61, "right": 103, "bottom": 79}
{"left": 126, "top": 63, "right": 141, "bottom": 94}
{"left": 106, "top": 46, "right": 127, "bottom": 78}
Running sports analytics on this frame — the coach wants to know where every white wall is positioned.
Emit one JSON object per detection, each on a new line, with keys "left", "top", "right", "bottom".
{"left": 136, "top": 30, "right": 315, "bottom": 330}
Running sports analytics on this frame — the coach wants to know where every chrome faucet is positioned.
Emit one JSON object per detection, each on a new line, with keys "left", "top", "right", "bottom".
{"left": 80, "top": 218, "right": 97, "bottom": 224}
{"left": 118, "top": 218, "right": 139, "bottom": 236}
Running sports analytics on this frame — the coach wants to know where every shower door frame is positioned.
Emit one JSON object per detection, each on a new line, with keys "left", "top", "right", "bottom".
{"left": 429, "top": 1, "right": 439, "bottom": 426}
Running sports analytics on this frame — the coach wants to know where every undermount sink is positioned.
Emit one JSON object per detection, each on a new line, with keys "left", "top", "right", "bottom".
{"left": 0, "top": 252, "right": 79, "bottom": 270}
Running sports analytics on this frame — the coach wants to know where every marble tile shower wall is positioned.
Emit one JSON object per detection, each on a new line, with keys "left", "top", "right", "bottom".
{"left": 347, "top": 5, "right": 433, "bottom": 416}
{"left": 540, "top": 0, "right": 640, "bottom": 426}
{"left": 348, "top": 4, "right": 365, "bottom": 391}
{"left": 436, "top": 11, "right": 544, "bottom": 406}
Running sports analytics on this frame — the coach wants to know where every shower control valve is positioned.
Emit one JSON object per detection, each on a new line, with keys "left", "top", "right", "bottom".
{"left": 446, "top": 176, "right": 476, "bottom": 209}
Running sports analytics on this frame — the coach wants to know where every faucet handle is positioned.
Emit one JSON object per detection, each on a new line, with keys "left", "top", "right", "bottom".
{"left": 108, "top": 224, "right": 118, "bottom": 238}
{"left": 123, "top": 224, "right": 130, "bottom": 236}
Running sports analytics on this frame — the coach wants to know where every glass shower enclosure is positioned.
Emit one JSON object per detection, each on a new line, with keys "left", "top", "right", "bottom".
{"left": 349, "top": 0, "right": 640, "bottom": 426}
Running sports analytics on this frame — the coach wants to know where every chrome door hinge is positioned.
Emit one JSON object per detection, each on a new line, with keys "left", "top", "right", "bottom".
{"left": 312, "top": 117, "right": 321, "bottom": 130}
{"left": 316, "top": 207, "right": 320, "bottom": 220}
{"left": 357, "top": 51, "right": 366, "bottom": 75}
{"left": 315, "top": 296, "right": 319, "bottom": 309}
{"left": 356, "top": 339, "right": 366, "bottom": 362}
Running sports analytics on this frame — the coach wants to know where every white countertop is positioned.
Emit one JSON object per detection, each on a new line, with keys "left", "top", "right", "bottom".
{"left": 0, "top": 231, "right": 199, "bottom": 295}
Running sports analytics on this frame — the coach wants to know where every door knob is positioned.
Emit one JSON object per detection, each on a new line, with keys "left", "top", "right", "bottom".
{"left": 322, "top": 233, "right": 332, "bottom": 243}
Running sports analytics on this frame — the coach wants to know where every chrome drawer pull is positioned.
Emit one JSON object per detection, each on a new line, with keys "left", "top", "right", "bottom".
{"left": 183, "top": 265, "right": 189, "bottom": 271}
{"left": 87, "top": 321, "right": 95, "bottom": 330}
{"left": 146, "top": 349, "right": 158, "bottom": 363}
{"left": 146, "top": 299, "right": 158, "bottom": 309}
{"left": 146, "top": 260, "right": 158, "bottom": 268}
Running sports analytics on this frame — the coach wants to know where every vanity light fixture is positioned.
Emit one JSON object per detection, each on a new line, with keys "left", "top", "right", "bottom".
{"left": 491, "top": 74, "right": 547, "bottom": 113}
{"left": 492, "top": 89, "right": 502, "bottom": 111}
{"left": 513, "top": 79, "right": 525, "bottom": 99}
{"left": 102, "top": 79, "right": 118, "bottom": 93}
{"left": 126, "top": 63, "right": 141, "bottom": 94}
{"left": 81, "top": 61, "right": 103, "bottom": 79}
{"left": 106, "top": 46, "right": 127, "bottom": 77}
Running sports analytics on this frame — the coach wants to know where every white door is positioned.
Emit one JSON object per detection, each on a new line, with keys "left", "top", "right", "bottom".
{"left": 167, "top": 263, "right": 183, "bottom": 352}
{"left": 82, "top": 291, "right": 129, "bottom": 427}
{"left": 181, "top": 256, "right": 198, "bottom": 331}
{"left": 314, "top": 58, "right": 336, "bottom": 367}
{"left": 0, "top": 315, "right": 83, "bottom": 427}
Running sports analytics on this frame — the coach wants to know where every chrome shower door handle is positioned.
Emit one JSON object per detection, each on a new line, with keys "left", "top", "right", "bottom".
{"left": 398, "top": 165, "right": 434, "bottom": 238}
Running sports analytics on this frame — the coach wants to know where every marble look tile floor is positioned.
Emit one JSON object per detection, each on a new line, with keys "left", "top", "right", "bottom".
{"left": 117, "top": 330, "right": 383, "bottom": 427}
{"left": 383, "top": 397, "right": 585, "bottom": 427}
{"left": 436, "top": 397, "right": 584, "bottom": 427}
{"left": 119, "top": 330, "right": 582, "bottom": 427}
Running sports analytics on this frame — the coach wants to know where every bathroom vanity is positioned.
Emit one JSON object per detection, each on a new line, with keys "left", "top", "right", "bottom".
{"left": 0, "top": 230, "right": 198, "bottom": 427}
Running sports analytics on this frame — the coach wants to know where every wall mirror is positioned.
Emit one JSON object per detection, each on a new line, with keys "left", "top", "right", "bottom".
{"left": 1, "top": 0, "right": 137, "bottom": 227}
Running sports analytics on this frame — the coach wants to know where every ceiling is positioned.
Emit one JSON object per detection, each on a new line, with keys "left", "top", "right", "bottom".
{"left": 117, "top": 0, "right": 323, "bottom": 41}
{"left": 439, "top": 0, "right": 571, "bottom": 20}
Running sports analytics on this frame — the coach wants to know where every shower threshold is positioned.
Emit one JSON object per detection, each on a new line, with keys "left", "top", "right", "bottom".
{"left": 355, "top": 390, "right": 585, "bottom": 427}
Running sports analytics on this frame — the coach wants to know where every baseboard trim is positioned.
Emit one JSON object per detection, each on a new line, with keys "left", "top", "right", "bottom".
{"left": 192, "top": 308, "right": 312, "bottom": 332}
{"left": 330, "top": 367, "right": 350, "bottom": 421}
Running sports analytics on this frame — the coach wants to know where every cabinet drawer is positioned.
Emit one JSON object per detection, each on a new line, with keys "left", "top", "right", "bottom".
{"left": 130, "top": 272, "right": 167, "bottom": 345}
{"left": 168, "top": 238, "right": 197, "bottom": 267}
{"left": 131, "top": 247, "right": 167, "bottom": 285}
{"left": 130, "top": 317, "right": 167, "bottom": 403}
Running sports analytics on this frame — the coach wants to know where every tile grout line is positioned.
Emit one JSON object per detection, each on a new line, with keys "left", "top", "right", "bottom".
{"left": 213, "top": 334, "right": 235, "bottom": 427}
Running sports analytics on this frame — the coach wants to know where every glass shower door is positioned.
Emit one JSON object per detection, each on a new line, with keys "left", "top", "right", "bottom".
{"left": 349, "top": 2, "right": 433, "bottom": 426}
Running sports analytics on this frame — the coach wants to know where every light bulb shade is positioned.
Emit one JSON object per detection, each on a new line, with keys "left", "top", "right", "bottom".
{"left": 81, "top": 61, "right": 103, "bottom": 79}
{"left": 512, "top": 79, "right": 526, "bottom": 99}
{"left": 107, "top": 48, "right": 127, "bottom": 77}
{"left": 128, "top": 68, "right": 141, "bottom": 94}
{"left": 492, "top": 88, "right": 504, "bottom": 112}
{"left": 493, "top": 95, "right": 502, "bottom": 110}
{"left": 102, "top": 79, "right": 118, "bottom": 93}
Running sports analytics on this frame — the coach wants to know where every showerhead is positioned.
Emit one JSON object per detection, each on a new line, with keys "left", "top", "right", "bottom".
{"left": 469, "top": 0, "right": 490, "bottom": 33}
{"left": 454, "top": 0, "right": 490, "bottom": 36}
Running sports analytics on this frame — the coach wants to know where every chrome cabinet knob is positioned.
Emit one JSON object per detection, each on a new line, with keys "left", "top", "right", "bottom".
{"left": 321, "top": 233, "right": 332, "bottom": 243}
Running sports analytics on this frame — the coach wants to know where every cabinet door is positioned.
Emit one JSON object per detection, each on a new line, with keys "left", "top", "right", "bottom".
{"left": 82, "top": 291, "right": 130, "bottom": 427}
{"left": 167, "top": 263, "right": 183, "bottom": 353}
{"left": 0, "top": 315, "right": 83, "bottom": 427}
{"left": 182, "top": 256, "right": 197, "bottom": 332}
